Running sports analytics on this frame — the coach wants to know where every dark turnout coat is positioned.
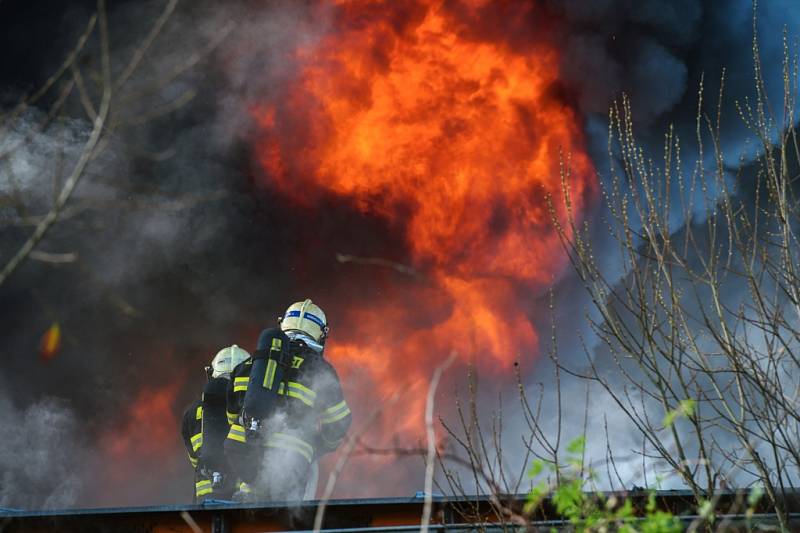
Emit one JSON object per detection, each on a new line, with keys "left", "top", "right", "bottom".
{"left": 224, "top": 332, "right": 351, "bottom": 498}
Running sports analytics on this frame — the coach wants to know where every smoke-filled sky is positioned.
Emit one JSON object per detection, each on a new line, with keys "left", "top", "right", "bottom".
{"left": 0, "top": 0, "right": 797, "bottom": 510}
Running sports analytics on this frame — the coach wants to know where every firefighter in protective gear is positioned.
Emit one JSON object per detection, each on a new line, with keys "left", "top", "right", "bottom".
{"left": 181, "top": 344, "right": 251, "bottom": 502}
{"left": 225, "top": 299, "right": 352, "bottom": 502}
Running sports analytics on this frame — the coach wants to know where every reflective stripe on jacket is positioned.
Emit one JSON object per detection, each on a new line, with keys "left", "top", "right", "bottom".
{"left": 226, "top": 340, "right": 352, "bottom": 457}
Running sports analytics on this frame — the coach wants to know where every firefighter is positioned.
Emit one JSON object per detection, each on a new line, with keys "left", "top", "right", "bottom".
{"left": 181, "top": 344, "right": 251, "bottom": 502}
{"left": 225, "top": 299, "right": 352, "bottom": 501}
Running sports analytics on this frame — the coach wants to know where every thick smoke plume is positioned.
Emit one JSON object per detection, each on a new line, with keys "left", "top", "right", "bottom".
{"left": 0, "top": 0, "right": 797, "bottom": 509}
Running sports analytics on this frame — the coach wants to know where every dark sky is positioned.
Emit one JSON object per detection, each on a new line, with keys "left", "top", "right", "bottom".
{"left": 1, "top": 1, "right": 101, "bottom": 91}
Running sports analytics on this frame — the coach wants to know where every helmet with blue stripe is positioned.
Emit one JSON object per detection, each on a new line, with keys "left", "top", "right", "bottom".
{"left": 280, "top": 299, "right": 329, "bottom": 343}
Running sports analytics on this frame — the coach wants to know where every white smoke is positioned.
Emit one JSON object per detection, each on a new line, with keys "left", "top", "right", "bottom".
{"left": 0, "top": 389, "right": 88, "bottom": 509}
{"left": 0, "top": 112, "right": 91, "bottom": 218}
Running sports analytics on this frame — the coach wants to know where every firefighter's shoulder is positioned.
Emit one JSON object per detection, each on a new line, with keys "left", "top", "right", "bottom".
{"left": 182, "top": 398, "right": 203, "bottom": 420}
{"left": 299, "top": 351, "right": 339, "bottom": 378}
{"left": 181, "top": 399, "right": 203, "bottom": 433}
{"left": 231, "top": 356, "right": 253, "bottom": 377}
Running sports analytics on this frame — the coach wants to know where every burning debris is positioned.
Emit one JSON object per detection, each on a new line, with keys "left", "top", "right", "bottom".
{"left": 39, "top": 323, "right": 61, "bottom": 362}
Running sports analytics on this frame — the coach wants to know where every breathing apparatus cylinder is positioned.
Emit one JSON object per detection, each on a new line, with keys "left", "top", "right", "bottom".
{"left": 199, "top": 377, "right": 228, "bottom": 469}
{"left": 242, "top": 328, "right": 289, "bottom": 438}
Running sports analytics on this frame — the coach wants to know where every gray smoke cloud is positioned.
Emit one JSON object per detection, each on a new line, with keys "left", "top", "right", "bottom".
{"left": 457, "top": 0, "right": 800, "bottom": 496}
{"left": 0, "top": 113, "right": 90, "bottom": 202}
{"left": 0, "top": 388, "right": 88, "bottom": 509}
{"left": 552, "top": 0, "right": 800, "bottom": 172}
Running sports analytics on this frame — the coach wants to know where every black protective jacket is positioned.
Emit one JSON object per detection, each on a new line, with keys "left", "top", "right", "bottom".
{"left": 225, "top": 335, "right": 352, "bottom": 465}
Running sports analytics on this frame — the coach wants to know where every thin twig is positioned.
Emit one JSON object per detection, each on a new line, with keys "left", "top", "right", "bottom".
{"left": 421, "top": 352, "right": 457, "bottom": 533}
{"left": 114, "top": 0, "right": 180, "bottom": 88}
{"left": 28, "top": 251, "right": 78, "bottom": 264}
{"left": 0, "top": 14, "right": 96, "bottom": 124}
{"left": 179, "top": 511, "right": 202, "bottom": 533}
{"left": 313, "top": 392, "right": 401, "bottom": 533}
{"left": 336, "top": 253, "right": 426, "bottom": 281}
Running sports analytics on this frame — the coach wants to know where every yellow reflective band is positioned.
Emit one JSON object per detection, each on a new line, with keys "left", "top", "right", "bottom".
{"left": 321, "top": 401, "right": 351, "bottom": 424}
{"left": 195, "top": 479, "right": 213, "bottom": 497}
{"left": 264, "top": 359, "right": 277, "bottom": 389}
{"left": 288, "top": 382, "right": 316, "bottom": 398}
{"left": 284, "top": 382, "right": 314, "bottom": 407}
{"left": 278, "top": 382, "right": 285, "bottom": 394}
{"left": 271, "top": 337, "right": 282, "bottom": 351}
{"left": 227, "top": 424, "right": 247, "bottom": 443}
{"left": 195, "top": 405, "right": 203, "bottom": 420}
{"left": 226, "top": 411, "right": 238, "bottom": 425}
{"left": 286, "top": 390, "right": 313, "bottom": 406}
{"left": 187, "top": 452, "right": 198, "bottom": 467}
{"left": 271, "top": 433, "right": 313, "bottom": 454}
{"left": 266, "top": 441, "right": 312, "bottom": 463}
{"left": 266, "top": 433, "right": 314, "bottom": 463}
{"left": 323, "top": 400, "right": 347, "bottom": 415}
{"left": 234, "top": 376, "right": 249, "bottom": 393}
{"left": 239, "top": 482, "right": 252, "bottom": 493}
{"left": 321, "top": 406, "right": 351, "bottom": 424}
{"left": 190, "top": 433, "right": 203, "bottom": 452}
{"left": 322, "top": 433, "right": 344, "bottom": 448}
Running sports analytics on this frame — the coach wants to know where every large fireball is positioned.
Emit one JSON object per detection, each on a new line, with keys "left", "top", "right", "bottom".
{"left": 253, "top": 0, "right": 595, "bottom": 495}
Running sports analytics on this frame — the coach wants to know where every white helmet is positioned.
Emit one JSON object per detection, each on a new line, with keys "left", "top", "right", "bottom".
{"left": 280, "top": 299, "right": 328, "bottom": 343}
{"left": 210, "top": 344, "right": 250, "bottom": 379}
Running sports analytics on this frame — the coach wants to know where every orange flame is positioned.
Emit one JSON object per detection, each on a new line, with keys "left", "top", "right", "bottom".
{"left": 91, "top": 381, "right": 184, "bottom": 505}
{"left": 101, "top": 383, "right": 180, "bottom": 460}
{"left": 254, "top": 0, "right": 595, "bottom": 493}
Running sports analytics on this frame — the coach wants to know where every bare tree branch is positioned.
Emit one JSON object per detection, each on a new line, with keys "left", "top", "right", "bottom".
{"left": 0, "top": 0, "right": 112, "bottom": 287}
{"left": 28, "top": 251, "right": 78, "bottom": 264}
{"left": 421, "top": 352, "right": 456, "bottom": 533}
{"left": 336, "top": 253, "right": 426, "bottom": 280}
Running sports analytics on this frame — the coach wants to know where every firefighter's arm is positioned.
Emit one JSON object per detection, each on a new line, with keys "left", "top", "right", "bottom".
{"left": 317, "top": 366, "right": 352, "bottom": 453}
{"left": 225, "top": 371, "right": 240, "bottom": 426}
{"left": 181, "top": 403, "right": 201, "bottom": 468}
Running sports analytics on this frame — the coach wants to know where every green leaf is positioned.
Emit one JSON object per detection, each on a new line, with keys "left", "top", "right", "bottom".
{"left": 567, "top": 457, "right": 584, "bottom": 469}
{"left": 528, "top": 459, "right": 544, "bottom": 478}
{"left": 552, "top": 478, "right": 585, "bottom": 518}
{"left": 663, "top": 399, "right": 697, "bottom": 427}
{"left": 679, "top": 399, "right": 696, "bottom": 417}
{"left": 616, "top": 498, "right": 634, "bottom": 520}
{"left": 698, "top": 499, "right": 715, "bottom": 521}
{"left": 566, "top": 435, "right": 586, "bottom": 455}
{"left": 640, "top": 511, "right": 683, "bottom": 533}
{"left": 646, "top": 491, "right": 657, "bottom": 513}
{"left": 524, "top": 482, "right": 548, "bottom": 514}
{"left": 747, "top": 485, "right": 763, "bottom": 508}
